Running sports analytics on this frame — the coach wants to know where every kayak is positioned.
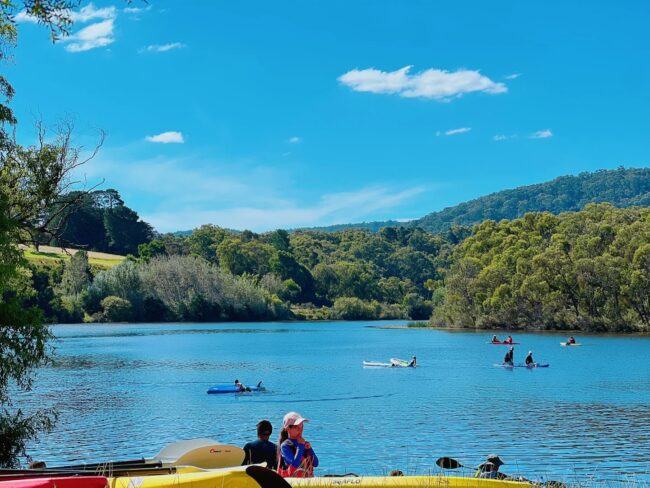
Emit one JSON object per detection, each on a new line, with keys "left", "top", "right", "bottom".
{"left": 488, "top": 341, "right": 520, "bottom": 345}
{"left": 207, "top": 384, "right": 264, "bottom": 394}
{"left": 110, "top": 466, "right": 281, "bottom": 488}
{"left": 495, "top": 363, "right": 549, "bottom": 369}
{"left": 109, "top": 468, "right": 534, "bottom": 488}
{"left": 560, "top": 342, "right": 582, "bottom": 346}
{"left": 390, "top": 358, "right": 415, "bottom": 367}
{"left": 363, "top": 361, "right": 394, "bottom": 367}
{"left": 0, "top": 478, "right": 108, "bottom": 488}
{"left": 288, "top": 475, "right": 532, "bottom": 487}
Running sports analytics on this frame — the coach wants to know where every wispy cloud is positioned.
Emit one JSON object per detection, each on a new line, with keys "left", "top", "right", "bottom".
{"left": 338, "top": 66, "right": 507, "bottom": 101}
{"left": 443, "top": 127, "right": 472, "bottom": 136}
{"left": 124, "top": 6, "right": 152, "bottom": 14}
{"left": 64, "top": 19, "right": 115, "bottom": 52}
{"left": 145, "top": 131, "right": 185, "bottom": 144}
{"left": 79, "top": 151, "right": 426, "bottom": 232}
{"left": 140, "top": 42, "right": 186, "bottom": 53}
{"left": 504, "top": 73, "right": 522, "bottom": 80}
{"left": 288, "top": 136, "right": 302, "bottom": 144}
{"left": 530, "top": 129, "right": 553, "bottom": 139}
{"left": 144, "top": 185, "right": 426, "bottom": 232}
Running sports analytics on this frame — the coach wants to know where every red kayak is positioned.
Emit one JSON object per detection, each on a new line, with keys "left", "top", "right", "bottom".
{"left": 488, "top": 341, "right": 520, "bottom": 345}
{"left": 0, "top": 477, "right": 107, "bottom": 488}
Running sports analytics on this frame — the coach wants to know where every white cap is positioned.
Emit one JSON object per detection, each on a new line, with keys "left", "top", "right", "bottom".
{"left": 283, "top": 411, "right": 309, "bottom": 428}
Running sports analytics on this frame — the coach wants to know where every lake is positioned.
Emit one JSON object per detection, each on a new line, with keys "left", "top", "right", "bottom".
{"left": 23, "top": 321, "right": 650, "bottom": 484}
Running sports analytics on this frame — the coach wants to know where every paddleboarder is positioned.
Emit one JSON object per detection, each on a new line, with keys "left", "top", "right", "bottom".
{"left": 525, "top": 351, "right": 535, "bottom": 366}
{"left": 503, "top": 347, "right": 514, "bottom": 366}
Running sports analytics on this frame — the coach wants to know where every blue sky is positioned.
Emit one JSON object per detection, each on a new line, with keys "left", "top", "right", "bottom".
{"left": 10, "top": 1, "right": 650, "bottom": 232}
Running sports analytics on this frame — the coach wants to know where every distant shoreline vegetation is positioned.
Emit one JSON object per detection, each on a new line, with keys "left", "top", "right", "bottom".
{"left": 18, "top": 203, "right": 650, "bottom": 333}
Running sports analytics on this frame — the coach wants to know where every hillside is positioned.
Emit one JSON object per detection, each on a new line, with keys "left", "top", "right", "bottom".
{"left": 305, "top": 167, "right": 650, "bottom": 234}
{"left": 21, "top": 245, "right": 125, "bottom": 271}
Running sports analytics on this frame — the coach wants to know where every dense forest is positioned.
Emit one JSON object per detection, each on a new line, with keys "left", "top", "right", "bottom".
{"left": 16, "top": 168, "right": 650, "bottom": 332}
{"left": 309, "top": 167, "right": 650, "bottom": 234}
{"left": 42, "top": 189, "right": 154, "bottom": 255}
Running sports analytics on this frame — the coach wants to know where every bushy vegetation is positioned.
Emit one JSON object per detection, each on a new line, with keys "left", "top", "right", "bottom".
{"left": 435, "top": 204, "right": 650, "bottom": 332}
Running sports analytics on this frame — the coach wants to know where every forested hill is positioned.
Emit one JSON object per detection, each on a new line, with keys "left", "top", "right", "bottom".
{"left": 306, "top": 167, "right": 650, "bottom": 234}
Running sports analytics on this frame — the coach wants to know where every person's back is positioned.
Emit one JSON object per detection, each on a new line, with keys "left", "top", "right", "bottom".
{"left": 525, "top": 351, "right": 534, "bottom": 366}
{"left": 243, "top": 420, "right": 278, "bottom": 469}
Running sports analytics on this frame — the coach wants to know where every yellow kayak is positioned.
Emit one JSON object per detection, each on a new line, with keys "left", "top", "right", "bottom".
{"left": 288, "top": 476, "right": 532, "bottom": 487}
{"left": 110, "top": 467, "right": 532, "bottom": 488}
{"left": 109, "top": 465, "right": 286, "bottom": 488}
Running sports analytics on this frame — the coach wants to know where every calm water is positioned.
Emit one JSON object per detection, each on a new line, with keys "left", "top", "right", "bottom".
{"left": 22, "top": 321, "right": 650, "bottom": 484}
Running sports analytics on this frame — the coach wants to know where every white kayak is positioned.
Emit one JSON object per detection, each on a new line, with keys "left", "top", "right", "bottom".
{"left": 362, "top": 361, "right": 394, "bottom": 367}
{"left": 560, "top": 342, "right": 582, "bottom": 346}
{"left": 390, "top": 357, "right": 415, "bottom": 367}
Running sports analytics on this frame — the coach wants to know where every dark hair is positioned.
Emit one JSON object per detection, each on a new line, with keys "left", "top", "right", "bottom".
{"left": 257, "top": 419, "right": 272, "bottom": 436}
{"left": 28, "top": 461, "right": 46, "bottom": 469}
{"left": 389, "top": 469, "right": 404, "bottom": 476}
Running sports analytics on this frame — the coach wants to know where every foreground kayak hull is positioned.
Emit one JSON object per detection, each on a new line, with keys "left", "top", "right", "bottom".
{"left": 0, "top": 478, "right": 108, "bottom": 488}
{"left": 110, "top": 466, "right": 280, "bottom": 488}
{"left": 288, "top": 475, "right": 532, "bottom": 487}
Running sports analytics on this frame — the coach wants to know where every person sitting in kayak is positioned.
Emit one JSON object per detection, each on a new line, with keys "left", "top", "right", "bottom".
{"left": 491, "top": 335, "right": 500, "bottom": 343}
{"left": 567, "top": 336, "right": 576, "bottom": 344}
{"left": 504, "top": 335, "right": 513, "bottom": 344}
{"left": 503, "top": 347, "right": 514, "bottom": 366}
{"left": 476, "top": 454, "right": 507, "bottom": 480}
{"left": 525, "top": 351, "right": 535, "bottom": 366}
{"left": 408, "top": 356, "right": 417, "bottom": 367}
{"left": 277, "top": 411, "right": 319, "bottom": 478}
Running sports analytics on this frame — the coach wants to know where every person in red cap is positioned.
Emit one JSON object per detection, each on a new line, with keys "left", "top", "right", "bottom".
{"left": 276, "top": 411, "right": 319, "bottom": 478}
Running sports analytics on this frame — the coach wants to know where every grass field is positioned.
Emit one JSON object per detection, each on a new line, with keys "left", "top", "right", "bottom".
{"left": 20, "top": 245, "right": 126, "bottom": 270}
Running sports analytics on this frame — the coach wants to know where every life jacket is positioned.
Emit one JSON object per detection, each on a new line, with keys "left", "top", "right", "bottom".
{"left": 277, "top": 439, "right": 315, "bottom": 478}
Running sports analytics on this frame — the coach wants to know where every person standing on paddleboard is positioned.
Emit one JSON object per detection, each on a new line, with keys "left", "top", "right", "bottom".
{"left": 504, "top": 347, "right": 514, "bottom": 366}
{"left": 277, "top": 411, "right": 319, "bottom": 478}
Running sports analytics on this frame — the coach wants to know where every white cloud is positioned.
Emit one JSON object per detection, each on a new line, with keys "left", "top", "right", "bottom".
{"left": 505, "top": 73, "right": 522, "bottom": 80}
{"left": 63, "top": 19, "right": 115, "bottom": 52}
{"left": 141, "top": 42, "right": 186, "bottom": 53}
{"left": 494, "top": 134, "right": 508, "bottom": 141}
{"left": 288, "top": 136, "right": 302, "bottom": 144}
{"left": 124, "top": 6, "right": 152, "bottom": 14}
{"left": 530, "top": 129, "right": 553, "bottom": 139}
{"left": 17, "top": 3, "right": 115, "bottom": 24}
{"left": 444, "top": 127, "right": 472, "bottom": 136}
{"left": 338, "top": 66, "right": 507, "bottom": 101}
{"left": 15, "top": 11, "right": 39, "bottom": 23}
{"left": 145, "top": 131, "right": 185, "bottom": 144}
{"left": 69, "top": 4, "right": 116, "bottom": 22}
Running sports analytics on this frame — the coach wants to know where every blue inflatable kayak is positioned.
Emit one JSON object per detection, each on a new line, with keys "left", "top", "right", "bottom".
{"left": 207, "top": 383, "right": 265, "bottom": 394}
